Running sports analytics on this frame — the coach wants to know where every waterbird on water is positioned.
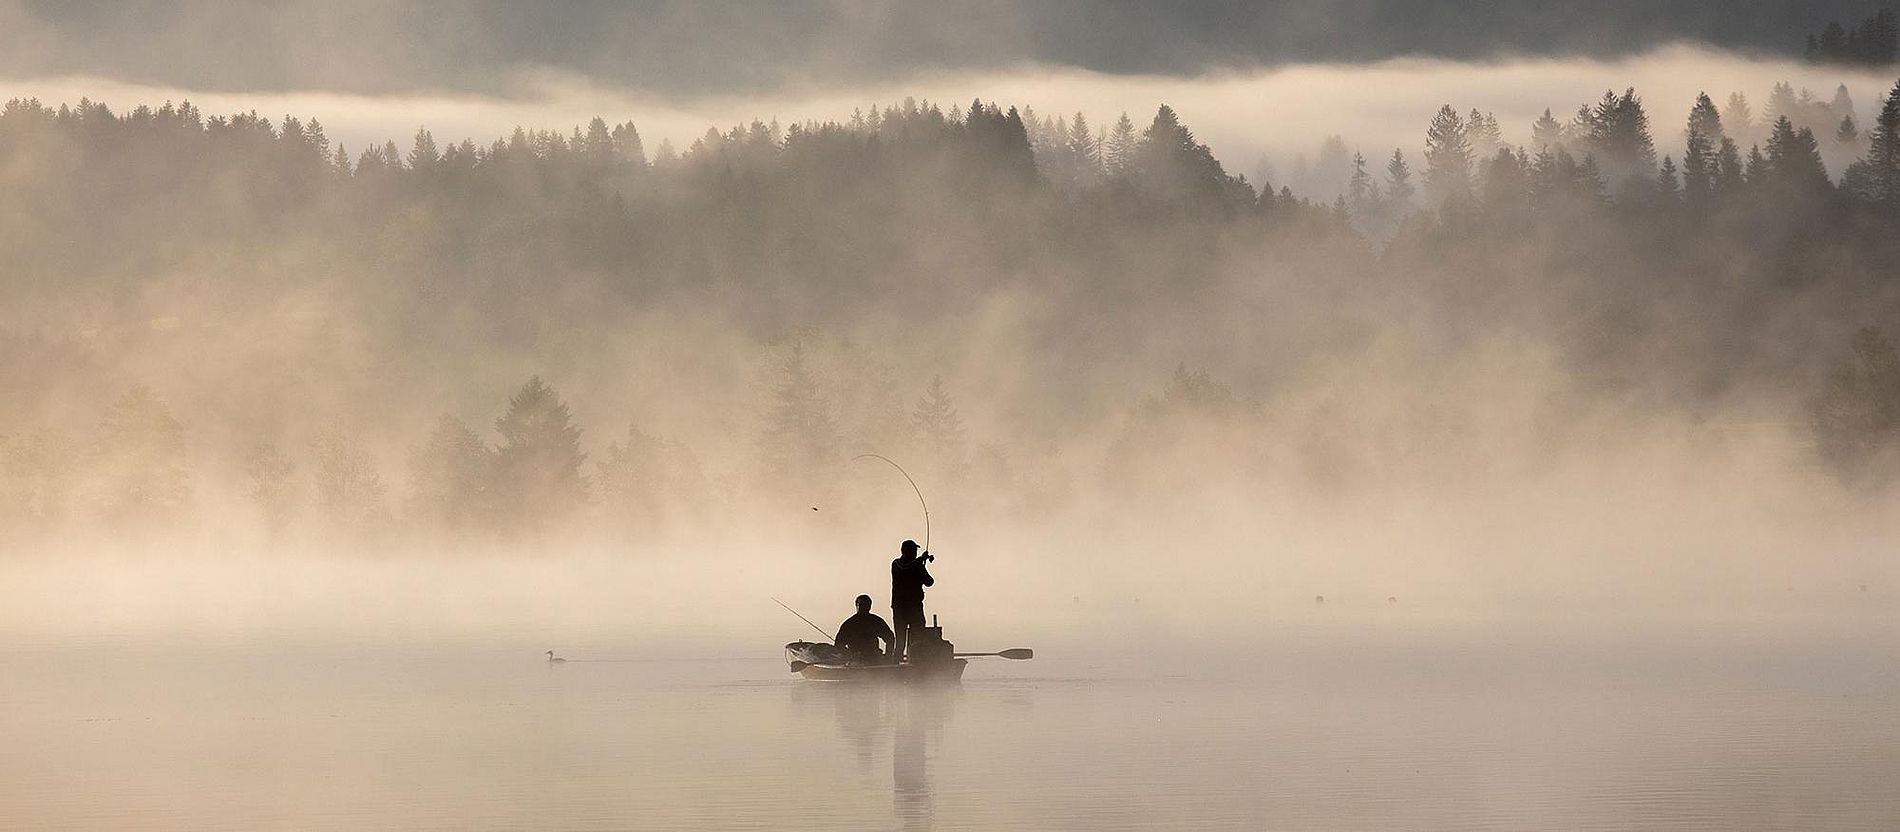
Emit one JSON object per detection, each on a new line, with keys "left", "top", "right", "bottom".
{"left": 546, "top": 650, "right": 566, "bottom": 663}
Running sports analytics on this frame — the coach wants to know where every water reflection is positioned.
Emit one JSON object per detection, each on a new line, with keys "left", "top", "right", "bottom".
{"left": 798, "top": 683, "right": 958, "bottom": 830}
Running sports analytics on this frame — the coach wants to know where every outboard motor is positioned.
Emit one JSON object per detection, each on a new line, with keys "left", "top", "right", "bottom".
{"left": 909, "top": 614, "right": 955, "bottom": 667}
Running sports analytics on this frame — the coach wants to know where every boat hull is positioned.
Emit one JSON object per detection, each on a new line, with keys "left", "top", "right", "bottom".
{"left": 784, "top": 641, "right": 967, "bottom": 683}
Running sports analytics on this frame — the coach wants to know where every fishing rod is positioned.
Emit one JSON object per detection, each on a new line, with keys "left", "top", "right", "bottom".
{"left": 852, "top": 452, "right": 930, "bottom": 552}
{"left": 772, "top": 597, "right": 834, "bottom": 642}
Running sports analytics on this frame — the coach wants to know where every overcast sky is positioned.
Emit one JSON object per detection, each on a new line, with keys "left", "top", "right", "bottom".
{"left": 5, "top": 1, "right": 1897, "bottom": 184}
{"left": 1, "top": 1, "right": 1891, "bottom": 99}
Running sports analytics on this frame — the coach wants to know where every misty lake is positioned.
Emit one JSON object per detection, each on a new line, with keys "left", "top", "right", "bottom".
{"left": 4, "top": 630, "right": 1896, "bottom": 831}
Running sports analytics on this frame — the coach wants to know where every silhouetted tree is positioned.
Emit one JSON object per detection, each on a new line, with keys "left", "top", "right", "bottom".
{"left": 912, "top": 375, "right": 968, "bottom": 485}
{"left": 1814, "top": 327, "right": 1900, "bottom": 478}
{"left": 92, "top": 386, "right": 190, "bottom": 528}
{"left": 1763, "top": 116, "right": 1831, "bottom": 195}
{"left": 1383, "top": 149, "right": 1415, "bottom": 214}
{"left": 407, "top": 127, "right": 439, "bottom": 172}
{"left": 408, "top": 415, "right": 493, "bottom": 533}
{"left": 1530, "top": 108, "right": 1566, "bottom": 151}
{"left": 1103, "top": 112, "right": 1138, "bottom": 178}
{"left": 1423, "top": 105, "right": 1473, "bottom": 202}
{"left": 1687, "top": 92, "right": 1727, "bottom": 145}
{"left": 1852, "top": 79, "right": 1900, "bottom": 206}
{"left": 493, "top": 376, "right": 588, "bottom": 529}
{"left": 761, "top": 344, "right": 839, "bottom": 490}
{"left": 597, "top": 422, "right": 706, "bottom": 534}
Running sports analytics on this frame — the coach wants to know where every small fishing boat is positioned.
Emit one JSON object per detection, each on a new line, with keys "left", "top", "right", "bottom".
{"left": 784, "top": 639, "right": 969, "bottom": 682}
{"left": 775, "top": 601, "right": 1032, "bottom": 683}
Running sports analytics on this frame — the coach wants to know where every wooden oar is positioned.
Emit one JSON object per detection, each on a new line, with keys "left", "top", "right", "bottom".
{"left": 953, "top": 648, "right": 1033, "bottom": 659}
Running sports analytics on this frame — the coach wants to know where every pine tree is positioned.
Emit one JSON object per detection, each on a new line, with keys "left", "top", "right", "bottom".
{"left": 1715, "top": 137, "right": 1746, "bottom": 196}
{"left": 1744, "top": 143, "right": 1768, "bottom": 183}
{"left": 409, "top": 415, "right": 493, "bottom": 532}
{"left": 584, "top": 116, "right": 616, "bottom": 166}
{"left": 597, "top": 423, "right": 704, "bottom": 532}
{"left": 1863, "top": 79, "right": 1900, "bottom": 206}
{"left": 1131, "top": 105, "right": 1233, "bottom": 211}
{"left": 1067, "top": 112, "right": 1101, "bottom": 183}
{"left": 1765, "top": 117, "right": 1831, "bottom": 193}
{"left": 92, "top": 386, "right": 191, "bottom": 528}
{"left": 493, "top": 376, "right": 588, "bottom": 528}
{"left": 1656, "top": 155, "right": 1681, "bottom": 201}
{"left": 1723, "top": 93, "right": 1755, "bottom": 141}
{"left": 1812, "top": 327, "right": 1900, "bottom": 475}
{"left": 408, "top": 127, "right": 439, "bottom": 172}
{"left": 1687, "top": 92, "right": 1726, "bottom": 144}
{"left": 1347, "top": 151, "right": 1379, "bottom": 220}
{"left": 1683, "top": 123, "right": 1715, "bottom": 207}
{"left": 1479, "top": 147, "right": 1530, "bottom": 219}
{"left": 612, "top": 121, "right": 646, "bottom": 167}
{"left": 1383, "top": 148, "right": 1415, "bottom": 212}
{"left": 1464, "top": 109, "right": 1502, "bottom": 157}
{"left": 1531, "top": 108, "right": 1565, "bottom": 150}
{"left": 912, "top": 375, "right": 968, "bottom": 484}
{"left": 1103, "top": 112, "right": 1138, "bottom": 178}
{"left": 761, "top": 344, "right": 838, "bottom": 487}
{"left": 1422, "top": 105, "right": 1473, "bottom": 202}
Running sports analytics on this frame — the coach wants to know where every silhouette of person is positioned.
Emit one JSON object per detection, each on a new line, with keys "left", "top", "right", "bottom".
{"left": 835, "top": 594, "right": 895, "bottom": 664}
{"left": 890, "top": 539, "right": 934, "bottom": 662}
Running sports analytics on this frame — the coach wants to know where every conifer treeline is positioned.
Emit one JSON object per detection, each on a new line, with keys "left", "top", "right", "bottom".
{"left": 7, "top": 76, "right": 1900, "bottom": 548}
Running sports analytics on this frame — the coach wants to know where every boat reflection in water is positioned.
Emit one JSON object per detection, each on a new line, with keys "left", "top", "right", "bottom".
{"left": 797, "top": 681, "right": 959, "bottom": 830}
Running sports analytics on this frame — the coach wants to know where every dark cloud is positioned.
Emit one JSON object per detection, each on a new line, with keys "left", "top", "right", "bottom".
{"left": 0, "top": 0, "right": 1888, "bottom": 98}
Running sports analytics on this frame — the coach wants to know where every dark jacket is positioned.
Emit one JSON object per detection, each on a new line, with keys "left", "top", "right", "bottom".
{"left": 835, "top": 611, "right": 894, "bottom": 660}
{"left": 891, "top": 556, "right": 934, "bottom": 608}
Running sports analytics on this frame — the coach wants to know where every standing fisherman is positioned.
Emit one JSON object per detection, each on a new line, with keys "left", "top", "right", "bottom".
{"left": 890, "top": 539, "right": 934, "bottom": 662}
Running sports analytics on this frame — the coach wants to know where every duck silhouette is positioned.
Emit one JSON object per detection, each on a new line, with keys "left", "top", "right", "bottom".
{"left": 546, "top": 650, "right": 567, "bottom": 663}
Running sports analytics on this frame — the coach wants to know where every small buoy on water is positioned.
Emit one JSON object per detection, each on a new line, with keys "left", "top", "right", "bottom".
{"left": 1315, "top": 595, "right": 1325, "bottom": 604}
{"left": 1387, "top": 596, "right": 1397, "bottom": 604}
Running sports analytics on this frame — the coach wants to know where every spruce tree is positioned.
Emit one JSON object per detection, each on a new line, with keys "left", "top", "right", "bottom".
{"left": 1068, "top": 112, "right": 1101, "bottom": 183}
{"left": 912, "top": 375, "right": 968, "bottom": 484}
{"left": 1687, "top": 93, "right": 1726, "bottom": 144}
{"left": 1656, "top": 155, "right": 1681, "bottom": 201}
{"left": 1715, "top": 137, "right": 1746, "bottom": 196}
{"left": 761, "top": 344, "right": 838, "bottom": 487}
{"left": 94, "top": 386, "right": 190, "bottom": 528}
{"left": 1723, "top": 93, "right": 1755, "bottom": 141}
{"left": 407, "top": 127, "right": 439, "bottom": 172}
{"left": 1864, "top": 79, "right": 1900, "bottom": 206}
{"left": 493, "top": 376, "right": 588, "bottom": 528}
{"left": 1383, "top": 148, "right": 1415, "bottom": 211}
{"left": 1765, "top": 117, "right": 1830, "bottom": 193}
{"left": 409, "top": 415, "right": 493, "bottom": 532}
{"left": 1530, "top": 108, "right": 1565, "bottom": 150}
{"left": 1683, "top": 124, "right": 1714, "bottom": 207}
{"left": 1347, "top": 151, "right": 1380, "bottom": 221}
{"left": 1422, "top": 105, "right": 1473, "bottom": 202}
{"left": 1103, "top": 112, "right": 1138, "bottom": 178}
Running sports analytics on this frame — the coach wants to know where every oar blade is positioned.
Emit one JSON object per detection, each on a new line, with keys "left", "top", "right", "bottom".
{"left": 997, "top": 648, "right": 1033, "bottom": 660}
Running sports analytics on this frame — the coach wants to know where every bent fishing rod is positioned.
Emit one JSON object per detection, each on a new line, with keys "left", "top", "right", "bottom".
{"left": 853, "top": 452, "right": 931, "bottom": 554}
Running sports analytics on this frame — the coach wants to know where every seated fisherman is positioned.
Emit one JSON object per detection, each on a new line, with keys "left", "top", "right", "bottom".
{"left": 835, "top": 594, "right": 896, "bottom": 664}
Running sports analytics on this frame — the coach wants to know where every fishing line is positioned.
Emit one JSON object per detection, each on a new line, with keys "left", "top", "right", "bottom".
{"left": 852, "top": 453, "right": 930, "bottom": 551}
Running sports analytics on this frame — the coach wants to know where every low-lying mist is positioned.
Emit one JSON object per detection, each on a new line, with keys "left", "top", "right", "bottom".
{"left": 5, "top": 48, "right": 1900, "bottom": 648}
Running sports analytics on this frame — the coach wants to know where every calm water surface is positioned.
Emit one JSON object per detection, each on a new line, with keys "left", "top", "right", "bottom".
{"left": 3, "top": 633, "right": 1896, "bottom": 830}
